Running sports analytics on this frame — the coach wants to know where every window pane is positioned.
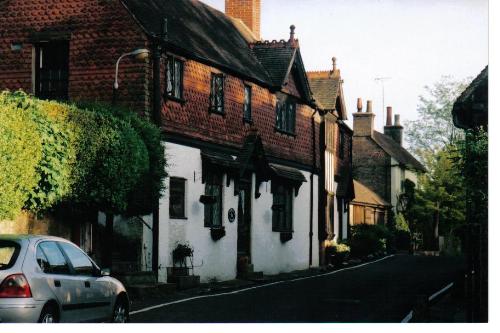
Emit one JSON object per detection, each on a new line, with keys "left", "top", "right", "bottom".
{"left": 204, "top": 173, "right": 222, "bottom": 227}
{"left": 59, "top": 242, "right": 94, "bottom": 276}
{"left": 36, "top": 41, "right": 69, "bottom": 100}
{"left": 38, "top": 242, "right": 70, "bottom": 274}
{"left": 36, "top": 247, "right": 50, "bottom": 273}
{"left": 244, "top": 86, "right": 251, "bottom": 120}
{"left": 170, "top": 178, "right": 186, "bottom": 218}
{"left": 174, "top": 60, "right": 181, "bottom": 98}
{"left": 166, "top": 58, "right": 173, "bottom": 95}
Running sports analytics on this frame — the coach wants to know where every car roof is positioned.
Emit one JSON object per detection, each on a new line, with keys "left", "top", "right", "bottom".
{"left": 0, "top": 234, "right": 71, "bottom": 243}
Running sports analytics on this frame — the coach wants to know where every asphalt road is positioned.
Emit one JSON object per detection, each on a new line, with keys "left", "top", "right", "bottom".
{"left": 130, "top": 254, "right": 465, "bottom": 323}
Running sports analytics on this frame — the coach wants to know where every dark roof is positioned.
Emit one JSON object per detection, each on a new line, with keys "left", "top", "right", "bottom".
{"left": 452, "top": 66, "right": 488, "bottom": 129}
{"left": 269, "top": 163, "right": 306, "bottom": 183}
{"left": 251, "top": 42, "right": 296, "bottom": 87}
{"left": 372, "top": 131, "right": 426, "bottom": 172}
{"left": 120, "top": 0, "right": 271, "bottom": 86}
{"left": 352, "top": 180, "right": 390, "bottom": 207}
{"left": 251, "top": 41, "right": 313, "bottom": 102}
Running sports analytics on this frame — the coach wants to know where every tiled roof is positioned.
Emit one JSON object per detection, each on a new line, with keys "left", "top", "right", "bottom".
{"left": 352, "top": 180, "right": 390, "bottom": 207}
{"left": 452, "top": 66, "right": 488, "bottom": 129}
{"left": 307, "top": 70, "right": 340, "bottom": 111}
{"left": 121, "top": 0, "right": 271, "bottom": 86}
{"left": 372, "top": 131, "right": 426, "bottom": 172}
{"left": 251, "top": 42, "right": 296, "bottom": 87}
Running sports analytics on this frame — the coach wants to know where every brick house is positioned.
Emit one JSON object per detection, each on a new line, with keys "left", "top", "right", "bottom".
{"left": 0, "top": 0, "right": 322, "bottom": 282}
{"left": 307, "top": 58, "right": 354, "bottom": 264}
{"left": 351, "top": 99, "right": 425, "bottom": 218}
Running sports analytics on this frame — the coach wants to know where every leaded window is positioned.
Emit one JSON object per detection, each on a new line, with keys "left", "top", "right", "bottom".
{"left": 243, "top": 85, "right": 252, "bottom": 122}
{"left": 272, "top": 183, "right": 294, "bottom": 232}
{"left": 210, "top": 73, "right": 224, "bottom": 114}
{"left": 169, "top": 177, "right": 186, "bottom": 219}
{"left": 204, "top": 172, "right": 223, "bottom": 228}
{"left": 276, "top": 97, "right": 296, "bottom": 134}
{"left": 165, "top": 56, "right": 184, "bottom": 100}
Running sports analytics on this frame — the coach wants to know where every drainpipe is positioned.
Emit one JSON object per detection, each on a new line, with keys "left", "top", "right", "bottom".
{"left": 309, "top": 108, "right": 318, "bottom": 266}
{"left": 151, "top": 18, "right": 167, "bottom": 279}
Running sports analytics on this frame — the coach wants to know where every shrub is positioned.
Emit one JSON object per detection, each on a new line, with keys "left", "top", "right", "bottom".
{"left": 348, "top": 224, "right": 391, "bottom": 258}
{"left": 0, "top": 92, "right": 42, "bottom": 219}
{"left": 324, "top": 241, "right": 350, "bottom": 266}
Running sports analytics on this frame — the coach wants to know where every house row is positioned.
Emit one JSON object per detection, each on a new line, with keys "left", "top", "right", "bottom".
{"left": 0, "top": 0, "right": 424, "bottom": 283}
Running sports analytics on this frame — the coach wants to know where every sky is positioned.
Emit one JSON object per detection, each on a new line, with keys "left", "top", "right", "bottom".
{"left": 201, "top": 0, "right": 488, "bottom": 133}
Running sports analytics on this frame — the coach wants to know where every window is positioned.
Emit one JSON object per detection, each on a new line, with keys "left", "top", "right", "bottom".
{"left": 37, "top": 242, "right": 70, "bottom": 274}
{"left": 165, "top": 56, "right": 184, "bottom": 100}
{"left": 209, "top": 73, "right": 224, "bottom": 114}
{"left": 276, "top": 97, "right": 296, "bottom": 134}
{"left": 338, "top": 130, "right": 345, "bottom": 159}
{"left": 243, "top": 85, "right": 252, "bottom": 122}
{"left": 59, "top": 242, "right": 94, "bottom": 276}
{"left": 169, "top": 177, "right": 186, "bottom": 219}
{"left": 204, "top": 172, "right": 223, "bottom": 228}
{"left": 35, "top": 41, "right": 69, "bottom": 100}
{"left": 0, "top": 241, "right": 20, "bottom": 270}
{"left": 272, "top": 183, "right": 294, "bottom": 232}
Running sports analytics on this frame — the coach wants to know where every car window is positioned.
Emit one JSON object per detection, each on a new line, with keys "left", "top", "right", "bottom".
{"left": 0, "top": 241, "right": 20, "bottom": 270}
{"left": 37, "top": 242, "right": 70, "bottom": 274}
{"left": 58, "top": 242, "right": 94, "bottom": 276}
{"left": 36, "top": 246, "right": 50, "bottom": 273}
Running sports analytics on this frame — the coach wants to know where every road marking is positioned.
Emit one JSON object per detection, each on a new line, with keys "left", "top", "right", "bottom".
{"left": 400, "top": 281, "right": 455, "bottom": 323}
{"left": 401, "top": 310, "right": 413, "bottom": 323}
{"left": 130, "top": 254, "right": 395, "bottom": 316}
{"left": 428, "top": 282, "right": 454, "bottom": 302}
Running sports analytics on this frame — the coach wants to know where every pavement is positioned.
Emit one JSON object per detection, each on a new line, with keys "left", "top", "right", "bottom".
{"left": 128, "top": 253, "right": 466, "bottom": 323}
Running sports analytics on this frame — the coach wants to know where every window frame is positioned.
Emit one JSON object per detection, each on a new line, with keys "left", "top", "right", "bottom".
{"left": 204, "top": 172, "right": 223, "bottom": 228}
{"left": 209, "top": 73, "right": 225, "bottom": 115}
{"left": 272, "top": 182, "right": 294, "bottom": 233}
{"left": 34, "top": 40, "right": 69, "bottom": 101}
{"left": 169, "top": 177, "right": 187, "bottom": 219}
{"left": 243, "top": 84, "right": 252, "bottom": 123}
{"left": 275, "top": 96, "right": 297, "bottom": 135}
{"left": 165, "top": 55, "right": 184, "bottom": 102}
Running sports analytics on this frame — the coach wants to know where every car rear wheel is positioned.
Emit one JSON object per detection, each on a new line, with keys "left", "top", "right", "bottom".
{"left": 38, "top": 304, "right": 58, "bottom": 323}
{"left": 112, "top": 297, "right": 129, "bottom": 323}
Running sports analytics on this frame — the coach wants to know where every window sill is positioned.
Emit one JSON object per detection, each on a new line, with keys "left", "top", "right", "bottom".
{"left": 209, "top": 108, "right": 225, "bottom": 117}
{"left": 274, "top": 127, "right": 296, "bottom": 138}
{"left": 165, "top": 95, "right": 186, "bottom": 105}
{"left": 170, "top": 216, "right": 188, "bottom": 220}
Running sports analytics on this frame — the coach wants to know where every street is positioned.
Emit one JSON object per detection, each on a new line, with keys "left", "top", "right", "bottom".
{"left": 130, "top": 254, "right": 465, "bottom": 323}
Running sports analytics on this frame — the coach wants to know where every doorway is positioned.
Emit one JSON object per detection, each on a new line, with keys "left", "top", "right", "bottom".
{"left": 237, "top": 179, "right": 252, "bottom": 273}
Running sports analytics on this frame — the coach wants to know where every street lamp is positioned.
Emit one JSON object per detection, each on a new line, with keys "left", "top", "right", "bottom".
{"left": 113, "top": 48, "right": 150, "bottom": 103}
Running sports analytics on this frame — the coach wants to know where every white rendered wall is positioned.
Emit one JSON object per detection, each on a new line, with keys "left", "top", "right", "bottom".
{"left": 251, "top": 172, "right": 319, "bottom": 275}
{"left": 391, "top": 158, "right": 420, "bottom": 211}
{"left": 158, "top": 142, "right": 238, "bottom": 283}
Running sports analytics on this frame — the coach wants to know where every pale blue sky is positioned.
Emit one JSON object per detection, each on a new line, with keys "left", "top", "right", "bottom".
{"left": 201, "top": 0, "right": 488, "bottom": 132}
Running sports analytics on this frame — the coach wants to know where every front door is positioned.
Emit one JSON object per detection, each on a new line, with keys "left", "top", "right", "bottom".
{"left": 237, "top": 180, "right": 252, "bottom": 273}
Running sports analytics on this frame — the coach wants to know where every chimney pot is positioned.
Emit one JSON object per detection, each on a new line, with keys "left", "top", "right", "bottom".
{"left": 357, "top": 98, "right": 363, "bottom": 112}
{"left": 395, "top": 114, "right": 401, "bottom": 126}
{"left": 366, "top": 100, "right": 373, "bottom": 113}
{"left": 332, "top": 57, "right": 337, "bottom": 72}
{"left": 386, "top": 106, "right": 393, "bottom": 126}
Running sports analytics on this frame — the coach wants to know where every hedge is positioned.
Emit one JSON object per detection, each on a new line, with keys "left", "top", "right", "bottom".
{"left": 0, "top": 91, "right": 166, "bottom": 219}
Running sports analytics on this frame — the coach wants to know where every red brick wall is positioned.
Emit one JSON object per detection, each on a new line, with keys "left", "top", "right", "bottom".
{"left": 0, "top": 0, "right": 149, "bottom": 113}
{"left": 162, "top": 59, "right": 317, "bottom": 167}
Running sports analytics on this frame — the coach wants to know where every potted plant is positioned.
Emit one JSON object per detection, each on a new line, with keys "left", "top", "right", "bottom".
{"left": 172, "top": 242, "right": 194, "bottom": 271}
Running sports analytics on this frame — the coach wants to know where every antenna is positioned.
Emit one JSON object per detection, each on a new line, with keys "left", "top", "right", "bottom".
{"left": 375, "top": 77, "right": 391, "bottom": 129}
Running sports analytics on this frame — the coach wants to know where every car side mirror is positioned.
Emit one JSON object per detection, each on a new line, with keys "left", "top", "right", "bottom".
{"left": 101, "top": 268, "right": 111, "bottom": 276}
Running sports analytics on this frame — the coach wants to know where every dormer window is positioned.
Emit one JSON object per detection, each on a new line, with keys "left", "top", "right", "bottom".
{"left": 165, "top": 56, "right": 184, "bottom": 100}
{"left": 275, "top": 95, "right": 296, "bottom": 135}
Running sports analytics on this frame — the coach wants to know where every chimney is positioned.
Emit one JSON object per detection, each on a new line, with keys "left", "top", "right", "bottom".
{"left": 353, "top": 98, "right": 375, "bottom": 137}
{"left": 384, "top": 110, "right": 403, "bottom": 145}
{"left": 332, "top": 57, "right": 337, "bottom": 72}
{"left": 225, "top": 0, "right": 261, "bottom": 40}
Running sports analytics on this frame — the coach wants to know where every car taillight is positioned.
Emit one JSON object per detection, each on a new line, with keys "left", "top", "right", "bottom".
{"left": 0, "top": 274, "right": 32, "bottom": 298}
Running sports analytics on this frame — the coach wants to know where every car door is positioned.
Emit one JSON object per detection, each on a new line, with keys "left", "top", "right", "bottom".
{"left": 57, "top": 242, "right": 112, "bottom": 322}
{"left": 34, "top": 241, "right": 82, "bottom": 322}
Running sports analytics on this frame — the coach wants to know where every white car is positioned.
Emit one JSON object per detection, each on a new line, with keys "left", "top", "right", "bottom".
{"left": 0, "top": 235, "right": 129, "bottom": 323}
